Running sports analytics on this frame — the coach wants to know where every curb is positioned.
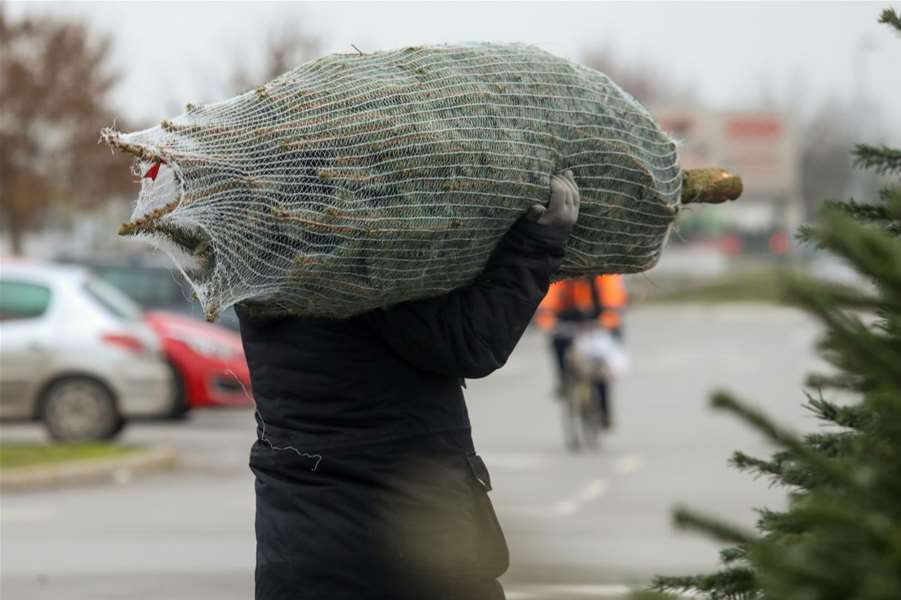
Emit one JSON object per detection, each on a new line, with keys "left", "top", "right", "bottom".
{"left": 0, "top": 447, "right": 179, "bottom": 493}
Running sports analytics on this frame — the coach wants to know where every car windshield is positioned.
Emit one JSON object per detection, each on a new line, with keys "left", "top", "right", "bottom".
{"left": 91, "top": 265, "right": 188, "bottom": 309}
{"left": 83, "top": 278, "right": 143, "bottom": 321}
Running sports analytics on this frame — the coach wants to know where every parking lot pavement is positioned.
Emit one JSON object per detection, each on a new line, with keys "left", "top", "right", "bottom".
{"left": 1, "top": 304, "right": 824, "bottom": 599}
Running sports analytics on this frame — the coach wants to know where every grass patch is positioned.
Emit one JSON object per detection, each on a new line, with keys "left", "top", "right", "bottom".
{"left": 637, "top": 268, "right": 792, "bottom": 304}
{"left": 0, "top": 443, "right": 141, "bottom": 471}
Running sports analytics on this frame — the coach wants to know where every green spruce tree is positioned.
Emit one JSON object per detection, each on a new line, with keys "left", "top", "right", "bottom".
{"left": 643, "top": 8, "right": 901, "bottom": 600}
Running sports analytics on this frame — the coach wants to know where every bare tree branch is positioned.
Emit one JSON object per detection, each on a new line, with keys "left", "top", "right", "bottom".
{"left": 0, "top": 8, "right": 133, "bottom": 254}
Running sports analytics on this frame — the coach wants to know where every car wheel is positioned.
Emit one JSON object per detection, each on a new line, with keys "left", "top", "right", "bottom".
{"left": 163, "top": 361, "right": 190, "bottom": 420}
{"left": 107, "top": 415, "right": 128, "bottom": 439}
{"left": 41, "top": 377, "right": 123, "bottom": 442}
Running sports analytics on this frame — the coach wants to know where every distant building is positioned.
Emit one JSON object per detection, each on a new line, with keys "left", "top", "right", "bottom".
{"left": 653, "top": 109, "right": 801, "bottom": 239}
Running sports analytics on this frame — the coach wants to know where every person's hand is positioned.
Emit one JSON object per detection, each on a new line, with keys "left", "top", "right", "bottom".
{"left": 526, "top": 170, "right": 580, "bottom": 227}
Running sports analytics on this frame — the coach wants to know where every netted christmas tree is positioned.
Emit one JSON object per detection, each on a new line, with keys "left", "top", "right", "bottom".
{"left": 641, "top": 9, "right": 901, "bottom": 600}
{"left": 102, "top": 43, "right": 739, "bottom": 321}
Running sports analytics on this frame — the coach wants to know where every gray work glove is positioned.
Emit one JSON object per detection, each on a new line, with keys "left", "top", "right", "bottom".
{"left": 526, "top": 170, "right": 580, "bottom": 228}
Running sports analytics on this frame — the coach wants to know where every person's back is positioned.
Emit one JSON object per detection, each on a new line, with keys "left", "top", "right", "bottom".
{"left": 238, "top": 171, "right": 580, "bottom": 599}
{"left": 535, "top": 274, "right": 627, "bottom": 429}
{"left": 535, "top": 275, "right": 627, "bottom": 335}
{"left": 239, "top": 314, "right": 470, "bottom": 450}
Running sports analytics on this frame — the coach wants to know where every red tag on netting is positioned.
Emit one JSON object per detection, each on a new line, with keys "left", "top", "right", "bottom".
{"left": 143, "top": 161, "right": 163, "bottom": 181}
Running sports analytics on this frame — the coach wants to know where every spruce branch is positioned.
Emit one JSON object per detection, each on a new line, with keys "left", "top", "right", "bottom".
{"left": 728, "top": 449, "right": 830, "bottom": 491}
{"left": 630, "top": 590, "right": 681, "bottom": 600}
{"left": 822, "top": 199, "right": 890, "bottom": 220}
{"left": 804, "top": 296, "right": 901, "bottom": 388}
{"left": 794, "top": 223, "right": 817, "bottom": 245}
{"left": 853, "top": 144, "right": 901, "bottom": 176}
{"left": 710, "top": 391, "right": 855, "bottom": 487}
{"left": 807, "top": 210, "right": 901, "bottom": 298}
{"left": 781, "top": 499, "right": 897, "bottom": 546}
{"left": 652, "top": 567, "right": 760, "bottom": 599}
{"left": 880, "top": 7, "right": 901, "bottom": 33}
{"left": 816, "top": 313, "right": 900, "bottom": 390}
{"left": 673, "top": 506, "right": 755, "bottom": 544}
{"left": 784, "top": 250, "right": 901, "bottom": 387}
{"left": 720, "top": 545, "right": 749, "bottom": 564}
{"left": 883, "top": 186, "right": 901, "bottom": 211}
{"left": 782, "top": 274, "right": 885, "bottom": 313}
{"left": 803, "top": 431, "right": 860, "bottom": 458}
{"left": 807, "top": 199, "right": 901, "bottom": 238}
{"left": 710, "top": 392, "right": 804, "bottom": 452}
{"left": 805, "top": 371, "right": 866, "bottom": 392}
{"left": 755, "top": 507, "right": 807, "bottom": 536}
{"left": 733, "top": 448, "right": 832, "bottom": 490}
{"left": 730, "top": 450, "right": 787, "bottom": 482}
{"left": 802, "top": 391, "right": 867, "bottom": 430}
{"left": 796, "top": 206, "right": 901, "bottom": 247}
{"left": 647, "top": 10, "right": 901, "bottom": 600}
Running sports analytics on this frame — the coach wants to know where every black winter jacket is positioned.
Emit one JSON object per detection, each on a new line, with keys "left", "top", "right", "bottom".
{"left": 238, "top": 219, "right": 569, "bottom": 600}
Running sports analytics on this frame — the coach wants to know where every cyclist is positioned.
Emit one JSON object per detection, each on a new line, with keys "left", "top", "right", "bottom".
{"left": 535, "top": 274, "right": 627, "bottom": 429}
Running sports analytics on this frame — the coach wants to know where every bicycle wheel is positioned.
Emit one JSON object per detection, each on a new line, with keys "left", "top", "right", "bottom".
{"left": 561, "top": 386, "right": 581, "bottom": 452}
{"left": 580, "top": 384, "right": 601, "bottom": 450}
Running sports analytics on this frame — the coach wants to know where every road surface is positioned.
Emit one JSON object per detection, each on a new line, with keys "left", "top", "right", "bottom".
{"left": 1, "top": 304, "right": 826, "bottom": 599}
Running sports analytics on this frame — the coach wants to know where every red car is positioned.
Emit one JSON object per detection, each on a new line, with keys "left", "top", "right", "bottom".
{"left": 144, "top": 311, "right": 252, "bottom": 417}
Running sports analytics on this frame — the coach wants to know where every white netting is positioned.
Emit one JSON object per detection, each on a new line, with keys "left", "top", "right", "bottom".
{"left": 103, "top": 43, "right": 681, "bottom": 320}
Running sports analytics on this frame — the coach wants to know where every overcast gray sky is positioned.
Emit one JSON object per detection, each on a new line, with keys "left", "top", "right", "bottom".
{"left": 9, "top": 1, "right": 901, "bottom": 139}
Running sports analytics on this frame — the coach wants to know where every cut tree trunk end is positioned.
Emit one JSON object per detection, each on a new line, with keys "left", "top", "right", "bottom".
{"left": 681, "top": 168, "right": 743, "bottom": 205}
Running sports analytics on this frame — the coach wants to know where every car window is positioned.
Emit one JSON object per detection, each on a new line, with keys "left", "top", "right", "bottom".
{"left": 82, "top": 278, "right": 143, "bottom": 321}
{"left": 0, "top": 280, "right": 52, "bottom": 321}
{"left": 92, "top": 266, "right": 188, "bottom": 308}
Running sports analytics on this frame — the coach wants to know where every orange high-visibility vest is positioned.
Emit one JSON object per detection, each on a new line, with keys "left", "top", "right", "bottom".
{"left": 535, "top": 275, "right": 627, "bottom": 332}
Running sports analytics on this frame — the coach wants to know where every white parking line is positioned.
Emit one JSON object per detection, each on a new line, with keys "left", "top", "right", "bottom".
{"left": 509, "top": 479, "right": 608, "bottom": 518}
{"left": 614, "top": 454, "right": 643, "bottom": 475}
{"left": 550, "top": 479, "right": 608, "bottom": 517}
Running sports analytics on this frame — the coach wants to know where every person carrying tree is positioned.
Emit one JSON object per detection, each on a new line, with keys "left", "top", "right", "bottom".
{"left": 237, "top": 171, "right": 580, "bottom": 599}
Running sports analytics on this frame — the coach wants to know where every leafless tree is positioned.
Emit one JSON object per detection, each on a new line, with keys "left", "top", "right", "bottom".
{"left": 798, "top": 99, "right": 856, "bottom": 219}
{"left": 580, "top": 46, "right": 695, "bottom": 107}
{"left": 227, "top": 24, "right": 321, "bottom": 95}
{"left": 755, "top": 77, "right": 857, "bottom": 220}
{"left": 0, "top": 7, "right": 133, "bottom": 254}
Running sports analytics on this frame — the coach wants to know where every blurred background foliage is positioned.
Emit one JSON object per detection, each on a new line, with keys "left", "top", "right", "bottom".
{"left": 0, "top": 9, "right": 131, "bottom": 253}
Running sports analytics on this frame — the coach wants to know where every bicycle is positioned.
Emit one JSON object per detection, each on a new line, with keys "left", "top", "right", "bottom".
{"left": 558, "top": 324, "right": 627, "bottom": 452}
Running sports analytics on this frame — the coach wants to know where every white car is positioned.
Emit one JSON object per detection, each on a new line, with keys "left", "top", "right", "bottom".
{"left": 0, "top": 260, "right": 173, "bottom": 441}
